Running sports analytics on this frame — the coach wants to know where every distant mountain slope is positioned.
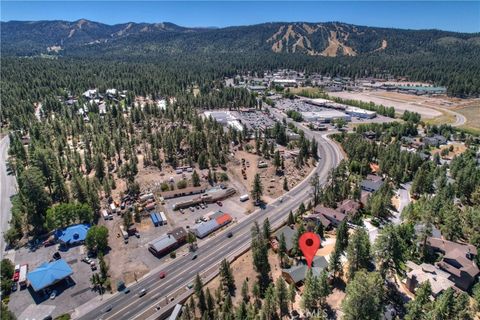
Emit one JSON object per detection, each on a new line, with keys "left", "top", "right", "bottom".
{"left": 1, "top": 19, "right": 479, "bottom": 57}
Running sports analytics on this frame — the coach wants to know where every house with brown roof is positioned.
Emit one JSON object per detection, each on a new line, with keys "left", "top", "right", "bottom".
{"left": 313, "top": 205, "right": 347, "bottom": 228}
{"left": 306, "top": 200, "right": 360, "bottom": 230}
{"left": 425, "top": 237, "right": 479, "bottom": 291}
{"left": 405, "top": 261, "right": 455, "bottom": 297}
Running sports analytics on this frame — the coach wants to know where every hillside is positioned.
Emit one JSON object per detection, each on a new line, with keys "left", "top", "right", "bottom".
{"left": 2, "top": 19, "right": 480, "bottom": 97}
{"left": 2, "top": 19, "right": 479, "bottom": 57}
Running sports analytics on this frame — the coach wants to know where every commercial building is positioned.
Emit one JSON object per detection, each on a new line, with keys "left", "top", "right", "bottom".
{"left": 148, "top": 227, "right": 187, "bottom": 257}
{"left": 191, "top": 213, "right": 232, "bottom": 238}
{"left": 301, "top": 110, "right": 351, "bottom": 123}
{"left": 161, "top": 186, "right": 206, "bottom": 200}
{"left": 54, "top": 224, "right": 90, "bottom": 246}
{"left": 203, "top": 111, "right": 244, "bottom": 132}
{"left": 345, "top": 106, "right": 376, "bottom": 119}
{"left": 27, "top": 259, "right": 73, "bottom": 292}
{"left": 272, "top": 79, "right": 297, "bottom": 87}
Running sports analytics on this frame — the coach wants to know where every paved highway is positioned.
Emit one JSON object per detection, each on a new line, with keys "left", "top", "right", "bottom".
{"left": 78, "top": 120, "right": 342, "bottom": 320}
{"left": 0, "top": 135, "right": 17, "bottom": 258}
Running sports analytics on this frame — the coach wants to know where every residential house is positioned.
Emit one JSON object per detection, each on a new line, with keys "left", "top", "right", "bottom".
{"left": 361, "top": 174, "right": 384, "bottom": 193}
{"left": 282, "top": 256, "right": 328, "bottom": 285}
{"left": 313, "top": 205, "right": 347, "bottom": 228}
{"left": 425, "top": 237, "right": 479, "bottom": 291}
{"left": 405, "top": 261, "right": 455, "bottom": 297}
{"left": 272, "top": 225, "right": 297, "bottom": 254}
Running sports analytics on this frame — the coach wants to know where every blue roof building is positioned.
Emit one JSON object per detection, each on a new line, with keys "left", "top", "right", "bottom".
{"left": 27, "top": 259, "right": 73, "bottom": 291}
{"left": 55, "top": 223, "right": 90, "bottom": 245}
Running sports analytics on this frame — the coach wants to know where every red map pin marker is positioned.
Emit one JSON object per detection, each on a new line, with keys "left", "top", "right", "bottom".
{"left": 299, "top": 232, "right": 321, "bottom": 268}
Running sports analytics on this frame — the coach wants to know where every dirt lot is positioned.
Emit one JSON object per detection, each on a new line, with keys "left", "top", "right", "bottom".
{"left": 430, "top": 142, "right": 467, "bottom": 158}
{"left": 329, "top": 91, "right": 444, "bottom": 119}
{"left": 228, "top": 145, "right": 314, "bottom": 208}
{"left": 456, "top": 100, "right": 480, "bottom": 132}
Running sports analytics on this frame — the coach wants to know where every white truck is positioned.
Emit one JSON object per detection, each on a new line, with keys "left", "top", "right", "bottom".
{"left": 101, "top": 209, "right": 113, "bottom": 220}
{"left": 159, "top": 212, "right": 167, "bottom": 225}
{"left": 109, "top": 203, "right": 117, "bottom": 214}
{"left": 119, "top": 225, "right": 129, "bottom": 243}
{"left": 240, "top": 194, "right": 250, "bottom": 202}
{"left": 19, "top": 264, "right": 28, "bottom": 288}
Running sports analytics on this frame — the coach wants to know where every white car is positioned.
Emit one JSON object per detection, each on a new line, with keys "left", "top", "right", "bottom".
{"left": 50, "top": 290, "right": 57, "bottom": 300}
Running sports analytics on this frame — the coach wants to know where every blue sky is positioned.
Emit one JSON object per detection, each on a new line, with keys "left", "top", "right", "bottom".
{"left": 1, "top": 1, "right": 479, "bottom": 33}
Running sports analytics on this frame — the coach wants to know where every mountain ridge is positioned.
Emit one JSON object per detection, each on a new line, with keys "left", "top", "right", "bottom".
{"left": 2, "top": 19, "right": 479, "bottom": 57}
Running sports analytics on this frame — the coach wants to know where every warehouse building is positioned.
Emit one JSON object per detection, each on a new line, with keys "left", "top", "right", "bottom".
{"left": 148, "top": 227, "right": 187, "bottom": 257}
{"left": 191, "top": 213, "right": 232, "bottom": 238}
{"left": 345, "top": 106, "right": 377, "bottom": 119}
{"left": 301, "top": 110, "right": 351, "bottom": 123}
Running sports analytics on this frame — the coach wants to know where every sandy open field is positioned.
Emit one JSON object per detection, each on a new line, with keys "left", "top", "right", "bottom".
{"left": 329, "top": 91, "right": 443, "bottom": 118}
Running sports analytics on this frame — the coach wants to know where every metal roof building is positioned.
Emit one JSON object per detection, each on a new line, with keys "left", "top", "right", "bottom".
{"left": 191, "top": 213, "right": 232, "bottom": 238}
{"left": 301, "top": 110, "right": 351, "bottom": 123}
{"left": 148, "top": 234, "right": 178, "bottom": 256}
{"left": 54, "top": 223, "right": 90, "bottom": 245}
{"left": 27, "top": 259, "right": 73, "bottom": 292}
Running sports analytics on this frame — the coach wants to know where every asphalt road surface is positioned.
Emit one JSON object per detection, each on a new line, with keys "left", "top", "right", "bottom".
{"left": 79, "top": 127, "right": 342, "bottom": 320}
{"left": 0, "top": 135, "right": 17, "bottom": 258}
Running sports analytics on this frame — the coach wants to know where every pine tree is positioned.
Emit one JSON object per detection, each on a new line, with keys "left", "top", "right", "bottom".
{"left": 205, "top": 288, "right": 215, "bottom": 319}
{"left": 194, "top": 274, "right": 207, "bottom": 313}
{"left": 301, "top": 268, "right": 317, "bottom": 312}
{"left": 287, "top": 210, "right": 295, "bottom": 225}
{"left": 241, "top": 279, "right": 250, "bottom": 303}
{"left": 278, "top": 233, "right": 287, "bottom": 268}
{"left": 192, "top": 170, "right": 201, "bottom": 187}
{"left": 219, "top": 259, "right": 236, "bottom": 294}
{"left": 262, "top": 218, "right": 271, "bottom": 240}
{"left": 346, "top": 227, "right": 371, "bottom": 279}
{"left": 283, "top": 177, "right": 289, "bottom": 191}
{"left": 342, "top": 271, "right": 385, "bottom": 320}
{"left": 275, "top": 277, "right": 289, "bottom": 318}
{"left": 235, "top": 301, "right": 248, "bottom": 320}
{"left": 251, "top": 173, "right": 263, "bottom": 204}
{"left": 329, "top": 247, "right": 343, "bottom": 279}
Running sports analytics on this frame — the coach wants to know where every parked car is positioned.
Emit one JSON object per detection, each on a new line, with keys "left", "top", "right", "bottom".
{"left": 186, "top": 283, "right": 194, "bottom": 289}
{"left": 124, "top": 287, "right": 130, "bottom": 294}
{"left": 82, "top": 257, "right": 92, "bottom": 264}
{"left": 200, "top": 203, "right": 205, "bottom": 209}
{"left": 53, "top": 252, "right": 61, "bottom": 260}
{"left": 196, "top": 205, "right": 200, "bottom": 210}
{"left": 135, "top": 232, "right": 140, "bottom": 238}
{"left": 189, "top": 207, "right": 195, "bottom": 212}
{"left": 13, "top": 265, "right": 20, "bottom": 281}
{"left": 11, "top": 282, "right": 17, "bottom": 292}
{"left": 216, "top": 201, "right": 223, "bottom": 206}
{"left": 50, "top": 290, "right": 57, "bottom": 300}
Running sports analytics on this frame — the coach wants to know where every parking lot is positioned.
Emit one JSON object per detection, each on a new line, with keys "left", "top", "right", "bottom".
{"left": 162, "top": 186, "right": 249, "bottom": 234}
{"left": 9, "top": 244, "right": 98, "bottom": 319}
